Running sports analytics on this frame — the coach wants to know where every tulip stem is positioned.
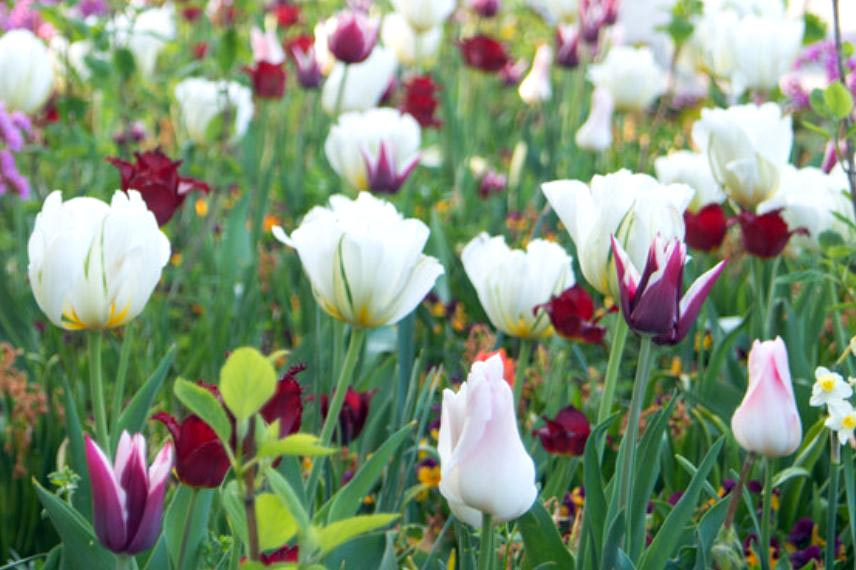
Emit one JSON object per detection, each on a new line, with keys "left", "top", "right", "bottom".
{"left": 88, "top": 331, "right": 110, "bottom": 455}
{"left": 512, "top": 340, "right": 533, "bottom": 411}
{"left": 597, "top": 317, "right": 629, "bottom": 426}
{"left": 111, "top": 322, "right": 135, "bottom": 433}
{"left": 826, "top": 434, "right": 841, "bottom": 569}
{"left": 334, "top": 65, "right": 349, "bottom": 117}
{"left": 306, "top": 327, "right": 366, "bottom": 502}
{"left": 724, "top": 452, "right": 755, "bottom": 530}
{"left": 177, "top": 487, "right": 200, "bottom": 570}
{"left": 477, "top": 514, "right": 494, "bottom": 570}
{"left": 759, "top": 457, "right": 774, "bottom": 570}
{"left": 616, "top": 334, "right": 654, "bottom": 539}
{"left": 242, "top": 418, "right": 261, "bottom": 561}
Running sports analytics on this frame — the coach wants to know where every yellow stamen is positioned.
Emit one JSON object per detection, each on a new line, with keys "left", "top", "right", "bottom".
{"left": 819, "top": 375, "right": 837, "bottom": 392}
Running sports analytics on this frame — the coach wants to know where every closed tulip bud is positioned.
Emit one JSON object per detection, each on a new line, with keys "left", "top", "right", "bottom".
{"left": 0, "top": 29, "right": 54, "bottom": 114}
{"left": 459, "top": 35, "right": 510, "bottom": 73}
{"left": 260, "top": 364, "right": 305, "bottom": 437}
{"left": 731, "top": 337, "right": 802, "bottom": 457}
{"left": 173, "top": 78, "right": 254, "bottom": 145}
{"left": 470, "top": 0, "right": 501, "bottom": 17}
{"left": 272, "top": 192, "right": 444, "bottom": 328}
{"left": 324, "top": 108, "right": 421, "bottom": 194}
{"left": 151, "top": 412, "right": 230, "bottom": 488}
{"left": 555, "top": 25, "right": 580, "bottom": 69}
{"left": 401, "top": 74, "right": 442, "bottom": 128}
{"left": 327, "top": 10, "right": 378, "bottom": 64}
{"left": 286, "top": 36, "right": 322, "bottom": 89}
{"left": 682, "top": 204, "right": 728, "bottom": 252}
{"left": 85, "top": 432, "right": 173, "bottom": 554}
{"left": 588, "top": 46, "right": 667, "bottom": 111}
{"left": 462, "top": 233, "right": 574, "bottom": 339}
{"left": 575, "top": 86, "right": 613, "bottom": 152}
{"left": 438, "top": 354, "right": 537, "bottom": 527}
{"left": 108, "top": 5, "right": 176, "bottom": 77}
{"left": 381, "top": 12, "right": 442, "bottom": 67}
{"left": 518, "top": 45, "right": 553, "bottom": 105}
{"left": 391, "top": 0, "right": 455, "bottom": 32}
{"left": 321, "top": 46, "right": 397, "bottom": 114}
{"left": 27, "top": 191, "right": 170, "bottom": 331}
{"left": 535, "top": 285, "right": 606, "bottom": 344}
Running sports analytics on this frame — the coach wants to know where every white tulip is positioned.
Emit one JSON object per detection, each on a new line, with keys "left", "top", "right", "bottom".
{"left": 588, "top": 46, "right": 667, "bottom": 111}
{"left": 0, "top": 29, "right": 54, "bottom": 114}
{"left": 321, "top": 47, "right": 398, "bottom": 115}
{"left": 730, "top": 16, "right": 803, "bottom": 95}
{"left": 704, "top": 0, "right": 784, "bottom": 19}
{"left": 461, "top": 233, "right": 574, "bottom": 339}
{"left": 173, "top": 78, "right": 254, "bottom": 145}
{"left": 50, "top": 36, "right": 96, "bottom": 82}
{"left": 381, "top": 13, "right": 442, "bottom": 67}
{"left": 438, "top": 354, "right": 537, "bottom": 527}
{"left": 655, "top": 150, "right": 725, "bottom": 212}
{"left": 27, "top": 191, "right": 170, "bottom": 331}
{"left": 575, "top": 86, "right": 614, "bottom": 152}
{"left": 314, "top": 17, "right": 338, "bottom": 76}
{"left": 324, "top": 108, "right": 421, "bottom": 193}
{"left": 690, "top": 8, "right": 740, "bottom": 79}
{"left": 542, "top": 170, "right": 692, "bottom": 296}
{"left": 531, "top": 0, "right": 578, "bottom": 23}
{"left": 518, "top": 45, "right": 553, "bottom": 105}
{"left": 391, "top": 0, "right": 455, "bottom": 32}
{"left": 692, "top": 102, "right": 792, "bottom": 210}
{"left": 272, "top": 193, "right": 444, "bottom": 328}
{"left": 109, "top": 5, "right": 176, "bottom": 77}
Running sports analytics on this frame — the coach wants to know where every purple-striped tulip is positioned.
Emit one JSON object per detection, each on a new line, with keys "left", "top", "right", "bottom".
{"left": 611, "top": 235, "right": 726, "bottom": 345}
{"left": 85, "top": 432, "right": 174, "bottom": 554}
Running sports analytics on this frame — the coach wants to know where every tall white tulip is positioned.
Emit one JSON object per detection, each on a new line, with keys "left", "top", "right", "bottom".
{"left": 391, "top": 0, "right": 455, "bottom": 32}
{"left": 173, "top": 78, "right": 254, "bottom": 145}
{"left": 518, "top": 45, "right": 553, "bottom": 105}
{"left": 272, "top": 193, "right": 444, "bottom": 328}
{"left": 461, "top": 233, "right": 573, "bottom": 339}
{"left": 542, "top": 170, "right": 692, "bottom": 296}
{"left": 0, "top": 29, "right": 54, "bottom": 114}
{"left": 588, "top": 46, "right": 667, "bottom": 111}
{"left": 27, "top": 191, "right": 170, "bottom": 331}
{"left": 655, "top": 150, "right": 725, "bottom": 212}
{"left": 109, "top": 5, "right": 176, "bottom": 77}
{"left": 321, "top": 47, "right": 397, "bottom": 114}
{"left": 730, "top": 16, "right": 803, "bottom": 95}
{"left": 438, "top": 354, "right": 537, "bottom": 528}
{"left": 575, "top": 86, "right": 614, "bottom": 152}
{"left": 324, "top": 108, "right": 421, "bottom": 194}
{"left": 692, "top": 102, "right": 792, "bottom": 210}
{"left": 381, "top": 13, "right": 442, "bottom": 67}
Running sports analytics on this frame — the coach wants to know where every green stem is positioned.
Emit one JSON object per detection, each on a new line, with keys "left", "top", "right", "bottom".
{"left": 762, "top": 257, "right": 780, "bottom": 338}
{"left": 176, "top": 488, "right": 200, "bottom": 570}
{"left": 759, "top": 457, "right": 774, "bottom": 570}
{"left": 617, "top": 335, "right": 654, "bottom": 535}
{"left": 826, "top": 435, "right": 841, "bottom": 569}
{"left": 477, "top": 514, "right": 494, "bottom": 570}
{"left": 88, "top": 331, "right": 109, "bottom": 454}
{"left": 512, "top": 339, "right": 533, "bottom": 410}
{"left": 111, "top": 323, "right": 135, "bottom": 432}
{"left": 597, "top": 317, "right": 630, "bottom": 425}
{"left": 115, "top": 554, "right": 134, "bottom": 570}
{"left": 334, "top": 65, "right": 349, "bottom": 117}
{"left": 751, "top": 257, "right": 767, "bottom": 339}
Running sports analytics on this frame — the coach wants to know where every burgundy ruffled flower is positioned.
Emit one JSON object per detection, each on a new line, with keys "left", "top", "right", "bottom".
{"left": 260, "top": 363, "right": 305, "bottom": 437}
{"left": 244, "top": 61, "right": 287, "bottom": 99}
{"left": 269, "top": 1, "right": 300, "bottom": 27}
{"left": 737, "top": 209, "right": 807, "bottom": 258}
{"left": 533, "top": 405, "right": 591, "bottom": 455}
{"left": 684, "top": 203, "right": 728, "bottom": 251}
{"left": 459, "top": 35, "right": 510, "bottom": 73}
{"left": 535, "top": 285, "right": 607, "bottom": 344}
{"left": 321, "top": 387, "right": 373, "bottom": 445}
{"left": 152, "top": 412, "right": 231, "bottom": 488}
{"left": 401, "top": 75, "right": 441, "bottom": 128}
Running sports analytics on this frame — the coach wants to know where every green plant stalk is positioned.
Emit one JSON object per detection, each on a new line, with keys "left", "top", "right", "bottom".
{"left": 115, "top": 554, "right": 132, "bottom": 570}
{"left": 177, "top": 487, "right": 200, "bottom": 570}
{"left": 597, "top": 317, "right": 630, "bottom": 425}
{"left": 242, "top": 418, "right": 260, "bottom": 561}
{"left": 478, "top": 514, "right": 494, "bottom": 570}
{"left": 512, "top": 339, "right": 533, "bottom": 409}
{"left": 762, "top": 257, "right": 780, "bottom": 338}
{"left": 616, "top": 334, "right": 654, "bottom": 539}
{"left": 751, "top": 257, "right": 766, "bottom": 340}
{"left": 759, "top": 457, "right": 774, "bottom": 570}
{"left": 334, "top": 65, "right": 349, "bottom": 117}
{"left": 844, "top": 445, "right": 856, "bottom": 559}
{"left": 111, "top": 323, "right": 135, "bottom": 432}
{"left": 826, "top": 434, "right": 841, "bottom": 569}
{"left": 724, "top": 452, "right": 755, "bottom": 530}
{"left": 88, "top": 331, "right": 110, "bottom": 454}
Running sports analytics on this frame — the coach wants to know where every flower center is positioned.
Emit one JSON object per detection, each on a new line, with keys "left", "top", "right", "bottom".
{"left": 819, "top": 375, "right": 837, "bottom": 392}
{"left": 843, "top": 415, "right": 856, "bottom": 430}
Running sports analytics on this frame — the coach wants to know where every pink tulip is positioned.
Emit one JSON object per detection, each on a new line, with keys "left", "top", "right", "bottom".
{"left": 327, "top": 10, "right": 378, "bottom": 65}
{"left": 731, "top": 338, "right": 802, "bottom": 457}
{"left": 612, "top": 234, "right": 726, "bottom": 344}
{"left": 85, "top": 432, "right": 174, "bottom": 554}
{"left": 250, "top": 26, "right": 285, "bottom": 64}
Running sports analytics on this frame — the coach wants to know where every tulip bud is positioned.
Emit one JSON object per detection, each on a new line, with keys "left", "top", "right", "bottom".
{"left": 151, "top": 412, "right": 230, "bottom": 488}
{"left": 736, "top": 209, "right": 805, "bottom": 258}
{"left": 0, "top": 29, "right": 54, "bottom": 114}
{"left": 438, "top": 354, "right": 537, "bottom": 527}
{"left": 391, "top": 0, "right": 456, "bottom": 32}
{"left": 470, "top": 0, "right": 500, "bottom": 17}
{"left": 518, "top": 45, "right": 553, "bottom": 105}
{"left": 459, "top": 35, "right": 510, "bottom": 73}
{"left": 575, "top": 86, "right": 613, "bottom": 152}
{"left": 535, "top": 285, "right": 606, "bottom": 343}
{"left": 401, "top": 74, "right": 441, "bottom": 128}
{"left": 682, "top": 204, "right": 728, "bottom": 252}
{"left": 173, "top": 78, "right": 254, "bottom": 145}
{"left": 320, "top": 387, "right": 373, "bottom": 444}
{"left": 731, "top": 337, "right": 802, "bottom": 457}
{"left": 327, "top": 10, "right": 378, "bottom": 64}
{"left": 286, "top": 36, "right": 322, "bottom": 89}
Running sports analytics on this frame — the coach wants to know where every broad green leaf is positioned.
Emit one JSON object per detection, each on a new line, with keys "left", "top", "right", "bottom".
{"left": 60, "top": 374, "right": 91, "bottom": 519}
{"left": 315, "top": 514, "right": 399, "bottom": 556}
{"left": 174, "top": 378, "right": 232, "bottom": 444}
{"left": 579, "top": 413, "right": 618, "bottom": 563}
{"left": 222, "top": 481, "right": 248, "bottom": 546}
{"left": 693, "top": 499, "right": 729, "bottom": 570}
{"left": 256, "top": 493, "right": 298, "bottom": 551}
{"left": 825, "top": 82, "right": 854, "bottom": 120}
{"left": 219, "top": 347, "right": 277, "bottom": 421}
{"left": 601, "top": 510, "right": 627, "bottom": 570}
{"left": 258, "top": 432, "right": 336, "bottom": 459}
{"left": 113, "top": 345, "right": 176, "bottom": 450}
{"left": 772, "top": 466, "right": 810, "bottom": 488}
{"left": 517, "top": 502, "right": 575, "bottom": 570}
{"left": 265, "top": 467, "right": 312, "bottom": 535}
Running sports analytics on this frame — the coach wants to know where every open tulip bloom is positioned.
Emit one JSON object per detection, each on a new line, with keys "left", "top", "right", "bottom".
{"left": 611, "top": 234, "right": 726, "bottom": 344}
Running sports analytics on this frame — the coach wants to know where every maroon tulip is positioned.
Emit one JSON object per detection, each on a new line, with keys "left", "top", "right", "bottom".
{"left": 260, "top": 364, "right": 305, "bottom": 437}
{"left": 269, "top": 1, "right": 300, "bottom": 27}
{"left": 535, "top": 285, "right": 607, "bottom": 344}
{"left": 286, "top": 36, "right": 322, "bottom": 89}
{"left": 612, "top": 235, "right": 727, "bottom": 344}
{"left": 321, "top": 387, "right": 373, "bottom": 444}
{"left": 534, "top": 406, "right": 591, "bottom": 455}
{"left": 579, "top": 0, "right": 618, "bottom": 43}
{"left": 478, "top": 169, "right": 506, "bottom": 198}
{"left": 684, "top": 203, "right": 728, "bottom": 252}
{"left": 401, "top": 75, "right": 441, "bottom": 128}
{"left": 244, "top": 61, "right": 287, "bottom": 99}
{"left": 328, "top": 10, "right": 378, "bottom": 64}
{"left": 107, "top": 148, "right": 210, "bottom": 226}
{"left": 556, "top": 26, "right": 580, "bottom": 69}
{"left": 152, "top": 412, "right": 231, "bottom": 488}
{"left": 470, "top": 0, "right": 500, "bottom": 17}
{"left": 459, "top": 35, "right": 510, "bottom": 73}
{"left": 737, "top": 209, "right": 807, "bottom": 258}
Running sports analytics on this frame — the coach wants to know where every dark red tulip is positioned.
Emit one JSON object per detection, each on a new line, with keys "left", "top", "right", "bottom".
{"left": 535, "top": 285, "right": 607, "bottom": 344}
{"left": 401, "top": 75, "right": 441, "bottom": 128}
{"left": 107, "top": 148, "right": 210, "bottom": 226}
{"left": 286, "top": 36, "right": 322, "bottom": 89}
{"left": 555, "top": 26, "right": 580, "bottom": 68}
{"left": 459, "top": 35, "right": 510, "bottom": 73}
{"left": 470, "top": 0, "right": 500, "bottom": 17}
{"left": 152, "top": 412, "right": 231, "bottom": 488}
{"left": 181, "top": 6, "right": 203, "bottom": 22}
{"left": 260, "top": 364, "right": 305, "bottom": 437}
{"left": 321, "top": 387, "right": 373, "bottom": 445}
{"left": 192, "top": 41, "right": 208, "bottom": 59}
{"left": 533, "top": 405, "right": 591, "bottom": 455}
{"left": 241, "top": 545, "right": 298, "bottom": 567}
{"left": 269, "top": 1, "right": 300, "bottom": 27}
{"left": 244, "top": 61, "right": 287, "bottom": 99}
{"left": 684, "top": 203, "right": 728, "bottom": 252}
{"left": 737, "top": 209, "right": 807, "bottom": 258}
{"left": 328, "top": 10, "right": 378, "bottom": 64}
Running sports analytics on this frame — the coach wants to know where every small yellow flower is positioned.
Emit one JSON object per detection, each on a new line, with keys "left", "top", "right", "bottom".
{"left": 170, "top": 252, "right": 183, "bottom": 267}
{"left": 195, "top": 198, "right": 209, "bottom": 217}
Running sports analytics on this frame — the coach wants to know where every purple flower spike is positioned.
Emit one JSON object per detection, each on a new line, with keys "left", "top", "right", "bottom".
{"left": 0, "top": 150, "right": 29, "bottom": 198}
{"left": 363, "top": 141, "right": 420, "bottom": 194}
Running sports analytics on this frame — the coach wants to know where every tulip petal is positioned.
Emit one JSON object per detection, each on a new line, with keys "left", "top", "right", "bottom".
{"left": 119, "top": 435, "right": 151, "bottom": 542}
{"left": 661, "top": 259, "right": 727, "bottom": 345}
{"left": 610, "top": 235, "right": 639, "bottom": 320}
{"left": 126, "top": 442, "right": 173, "bottom": 554}
{"left": 85, "top": 435, "right": 128, "bottom": 552}
{"left": 628, "top": 240, "right": 683, "bottom": 336}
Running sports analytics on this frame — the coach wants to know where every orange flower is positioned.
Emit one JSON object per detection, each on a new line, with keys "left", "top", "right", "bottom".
{"left": 474, "top": 348, "right": 515, "bottom": 386}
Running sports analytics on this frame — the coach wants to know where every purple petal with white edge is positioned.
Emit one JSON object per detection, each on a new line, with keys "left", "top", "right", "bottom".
{"left": 610, "top": 235, "right": 639, "bottom": 321}
{"left": 85, "top": 435, "right": 128, "bottom": 553}
{"left": 657, "top": 259, "right": 727, "bottom": 345}
{"left": 120, "top": 438, "right": 150, "bottom": 542}
{"left": 125, "top": 442, "right": 174, "bottom": 554}
{"left": 395, "top": 153, "right": 421, "bottom": 187}
{"left": 633, "top": 237, "right": 665, "bottom": 298}
{"left": 628, "top": 240, "right": 683, "bottom": 336}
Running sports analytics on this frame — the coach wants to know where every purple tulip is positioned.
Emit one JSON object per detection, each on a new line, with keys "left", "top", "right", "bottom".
{"left": 362, "top": 141, "right": 420, "bottom": 194}
{"left": 611, "top": 234, "right": 726, "bottom": 345}
{"left": 85, "top": 432, "right": 174, "bottom": 554}
{"left": 328, "top": 10, "right": 378, "bottom": 64}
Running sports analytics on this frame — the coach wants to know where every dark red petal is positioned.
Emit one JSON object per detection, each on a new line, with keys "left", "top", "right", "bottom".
{"left": 684, "top": 203, "right": 728, "bottom": 252}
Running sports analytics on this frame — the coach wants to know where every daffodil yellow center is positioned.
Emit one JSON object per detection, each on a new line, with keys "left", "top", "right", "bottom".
{"left": 843, "top": 415, "right": 856, "bottom": 430}
{"left": 819, "top": 375, "right": 837, "bottom": 392}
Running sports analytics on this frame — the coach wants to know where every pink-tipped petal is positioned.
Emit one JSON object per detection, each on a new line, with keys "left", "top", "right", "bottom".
{"left": 662, "top": 259, "right": 727, "bottom": 345}
{"left": 85, "top": 435, "right": 128, "bottom": 553}
{"left": 126, "top": 442, "right": 174, "bottom": 554}
{"left": 610, "top": 235, "right": 639, "bottom": 319}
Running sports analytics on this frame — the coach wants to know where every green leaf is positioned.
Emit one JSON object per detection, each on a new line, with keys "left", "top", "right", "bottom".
{"left": 33, "top": 481, "right": 116, "bottom": 570}
{"left": 319, "top": 424, "right": 413, "bottom": 524}
{"left": 315, "top": 514, "right": 399, "bottom": 556}
{"left": 60, "top": 374, "right": 91, "bottom": 519}
{"left": 580, "top": 413, "right": 618, "bottom": 561}
{"left": 638, "top": 438, "right": 724, "bottom": 570}
{"left": 219, "top": 347, "right": 277, "bottom": 421}
{"left": 772, "top": 466, "right": 810, "bottom": 488}
{"left": 216, "top": 28, "right": 238, "bottom": 74}
{"left": 601, "top": 510, "right": 627, "bottom": 570}
{"left": 810, "top": 88, "right": 831, "bottom": 118}
{"left": 692, "top": 499, "right": 729, "bottom": 570}
{"left": 265, "top": 467, "right": 312, "bottom": 536}
{"left": 113, "top": 47, "right": 136, "bottom": 78}
{"left": 221, "top": 481, "right": 248, "bottom": 546}
{"left": 256, "top": 492, "right": 298, "bottom": 551}
{"left": 257, "top": 432, "right": 336, "bottom": 459}
{"left": 802, "top": 12, "right": 827, "bottom": 45}
{"left": 174, "top": 378, "right": 232, "bottom": 444}
{"left": 517, "top": 502, "right": 575, "bottom": 570}
{"left": 825, "top": 82, "right": 854, "bottom": 120}
{"left": 113, "top": 345, "right": 176, "bottom": 449}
